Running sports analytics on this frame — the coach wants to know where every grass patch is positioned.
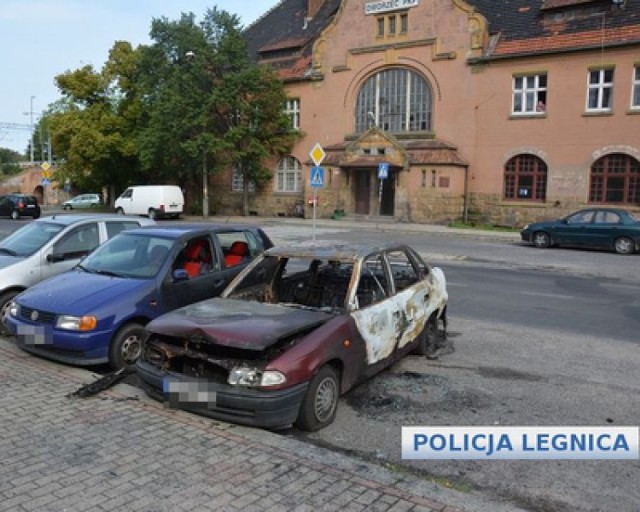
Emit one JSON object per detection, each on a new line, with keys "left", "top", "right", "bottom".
{"left": 448, "top": 221, "right": 520, "bottom": 232}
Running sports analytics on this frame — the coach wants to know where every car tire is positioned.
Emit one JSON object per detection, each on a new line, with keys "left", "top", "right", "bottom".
{"left": 115, "top": 207, "right": 124, "bottom": 215}
{"left": 33, "top": 211, "right": 40, "bottom": 219}
{"left": 148, "top": 208, "right": 158, "bottom": 220}
{"left": 10, "top": 210, "right": 19, "bottom": 220}
{"left": 295, "top": 365, "right": 340, "bottom": 431}
{"left": 532, "top": 231, "right": 550, "bottom": 248}
{"left": 412, "top": 313, "right": 438, "bottom": 356}
{"left": 109, "top": 323, "right": 146, "bottom": 370}
{"left": 614, "top": 236, "right": 635, "bottom": 255}
{"left": 0, "top": 290, "right": 19, "bottom": 335}
{"left": 63, "top": 205, "right": 71, "bottom": 210}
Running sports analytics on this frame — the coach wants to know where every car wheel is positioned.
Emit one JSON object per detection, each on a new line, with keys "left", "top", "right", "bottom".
{"left": 33, "top": 211, "right": 40, "bottom": 219}
{"left": 532, "top": 231, "right": 550, "bottom": 248}
{"left": 109, "top": 323, "right": 146, "bottom": 370}
{"left": 614, "top": 236, "right": 635, "bottom": 255}
{"left": 295, "top": 365, "right": 340, "bottom": 431}
{"left": 10, "top": 210, "right": 19, "bottom": 220}
{"left": 115, "top": 207, "right": 124, "bottom": 215}
{"left": 148, "top": 208, "right": 158, "bottom": 220}
{"left": 412, "top": 313, "right": 438, "bottom": 356}
{"left": 63, "top": 205, "right": 71, "bottom": 210}
{"left": 0, "top": 291, "right": 19, "bottom": 335}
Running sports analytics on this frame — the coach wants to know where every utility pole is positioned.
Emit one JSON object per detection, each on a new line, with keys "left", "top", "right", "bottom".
{"left": 29, "top": 96, "right": 35, "bottom": 163}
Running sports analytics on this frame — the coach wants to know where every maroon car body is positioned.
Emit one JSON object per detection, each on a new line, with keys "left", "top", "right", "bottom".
{"left": 136, "top": 242, "right": 448, "bottom": 430}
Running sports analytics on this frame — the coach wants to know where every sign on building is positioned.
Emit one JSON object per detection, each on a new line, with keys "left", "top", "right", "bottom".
{"left": 364, "top": 0, "right": 419, "bottom": 15}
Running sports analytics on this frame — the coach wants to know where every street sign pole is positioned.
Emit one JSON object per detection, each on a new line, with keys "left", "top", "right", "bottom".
{"left": 309, "top": 144, "right": 326, "bottom": 243}
{"left": 378, "top": 163, "right": 389, "bottom": 216}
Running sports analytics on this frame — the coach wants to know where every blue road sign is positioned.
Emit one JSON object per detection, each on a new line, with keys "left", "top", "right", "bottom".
{"left": 378, "top": 162, "right": 389, "bottom": 179}
{"left": 311, "top": 166, "right": 324, "bottom": 188}
{"left": 41, "top": 178, "right": 51, "bottom": 186}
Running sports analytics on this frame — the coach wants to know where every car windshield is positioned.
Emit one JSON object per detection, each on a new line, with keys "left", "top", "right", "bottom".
{"left": 0, "top": 221, "right": 65, "bottom": 257}
{"left": 80, "top": 232, "right": 173, "bottom": 279}
{"left": 226, "top": 255, "right": 355, "bottom": 311}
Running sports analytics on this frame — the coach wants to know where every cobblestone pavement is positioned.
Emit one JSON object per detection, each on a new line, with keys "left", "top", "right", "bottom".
{"left": 0, "top": 338, "right": 522, "bottom": 512}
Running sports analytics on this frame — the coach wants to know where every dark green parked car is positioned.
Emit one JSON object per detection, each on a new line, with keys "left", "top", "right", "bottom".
{"left": 521, "top": 208, "right": 640, "bottom": 254}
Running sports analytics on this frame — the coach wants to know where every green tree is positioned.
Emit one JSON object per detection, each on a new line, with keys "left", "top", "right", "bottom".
{"left": 48, "top": 42, "right": 146, "bottom": 201}
{"left": 0, "top": 147, "right": 23, "bottom": 175}
{"left": 138, "top": 8, "right": 298, "bottom": 215}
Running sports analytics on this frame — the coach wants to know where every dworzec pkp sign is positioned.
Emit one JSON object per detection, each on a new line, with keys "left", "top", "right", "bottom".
{"left": 365, "top": 0, "right": 419, "bottom": 15}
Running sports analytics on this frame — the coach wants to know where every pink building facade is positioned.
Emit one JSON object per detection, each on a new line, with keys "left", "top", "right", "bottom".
{"left": 212, "top": 0, "right": 640, "bottom": 226}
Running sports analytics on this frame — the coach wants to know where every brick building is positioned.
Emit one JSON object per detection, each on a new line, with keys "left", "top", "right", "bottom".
{"left": 211, "top": 0, "right": 640, "bottom": 225}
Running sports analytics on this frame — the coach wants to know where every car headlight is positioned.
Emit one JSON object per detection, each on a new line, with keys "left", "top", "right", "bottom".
{"left": 8, "top": 301, "right": 19, "bottom": 318}
{"left": 523, "top": 224, "right": 530, "bottom": 230}
{"left": 228, "top": 366, "right": 286, "bottom": 387}
{"left": 56, "top": 315, "right": 98, "bottom": 331}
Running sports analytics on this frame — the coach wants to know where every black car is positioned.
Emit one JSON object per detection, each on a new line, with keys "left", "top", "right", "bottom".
{"left": 520, "top": 208, "right": 640, "bottom": 254}
{"left": 0, "top": 194, "right": 41, "bottom": 220}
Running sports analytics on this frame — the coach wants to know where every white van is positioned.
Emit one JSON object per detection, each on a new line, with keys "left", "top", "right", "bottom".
{"left": 114, "top": 185, "right": 184, "bottom": 220}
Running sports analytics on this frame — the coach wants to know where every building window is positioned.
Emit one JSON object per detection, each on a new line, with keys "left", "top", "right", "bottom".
{"left": 586, "top": 68, "right": 614, "bottom": 111}
{"left": 400, "top": 13, "right": 408, "bottom": 34}
{"left": 512, "top": 74, "right": 547, "bottom": 115}
{"left": 275, "top": 156, "right": 302, "bottom": 193}
{"left": 375, "top": 12, "right": 408, "bottom": 38}
{"left": 232, "top": 166, "right": 255, "bottom": 193}
{"left": 589, "top": 153, "right": 640, "bottom": 204}
{"left": 388, "top": 15, "right": 396, "bottom": 35}
{"left": 284, "top": 99, "right": 300, "bottom": 130}
{"left": 632, "top": 66, "right": 640, "bottom": 109}
{"left": 504, "top": 154, "right": 547, "bottom": 201}
{"left": 355, "top": 68, "right": 432, "bottom": 133}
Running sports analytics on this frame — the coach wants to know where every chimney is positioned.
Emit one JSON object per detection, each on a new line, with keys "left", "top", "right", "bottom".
{"left": 307, "top": 0, "right": 325, "bottom": 19}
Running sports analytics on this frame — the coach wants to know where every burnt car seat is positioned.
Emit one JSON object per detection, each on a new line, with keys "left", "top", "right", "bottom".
{"left": 225, "top": 241, "right": 249, "bottom": 267}
{"left": 183, "top": 240, "right": 211, "bottom": 277}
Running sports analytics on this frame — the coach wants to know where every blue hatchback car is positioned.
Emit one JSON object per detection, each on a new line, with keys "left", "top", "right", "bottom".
{"left": 5, "top": 224, "right": 272, "bottom": 369}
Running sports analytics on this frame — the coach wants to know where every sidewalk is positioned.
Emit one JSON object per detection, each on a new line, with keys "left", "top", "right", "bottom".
{"left": 0, "top": 338, "right": 523, "bottom": 512}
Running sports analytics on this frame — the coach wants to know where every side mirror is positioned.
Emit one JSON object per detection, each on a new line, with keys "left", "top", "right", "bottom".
{"left": 173, "top": 269, "right": 189, "bottom": 282}
{"left": 46, "top": 253, "right": 65, "bottom": 263}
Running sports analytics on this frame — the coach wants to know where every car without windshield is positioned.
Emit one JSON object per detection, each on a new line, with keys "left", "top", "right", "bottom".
{"left": 5, "top": 224, "right": 272, "bottom": 369}
{"left": 136, "top": 242, "right": 448, "bottom": 431}
{"left": 0, "top": 214, "right": 155, "bottom": 332}
{"left": 520, "top": 207, "right": 640, "bottom": 254}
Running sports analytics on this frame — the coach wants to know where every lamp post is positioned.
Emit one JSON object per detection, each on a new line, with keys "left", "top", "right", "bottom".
{"left": 29, "top": 96, "right": 35, "bottom": 163}
{"left": 185, "top": 50, "right": 209, "bottom": 219}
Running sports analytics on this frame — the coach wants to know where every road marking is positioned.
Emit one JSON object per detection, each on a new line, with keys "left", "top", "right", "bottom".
{"left": 521, "top": 291, "right": 575, "bottom": 300}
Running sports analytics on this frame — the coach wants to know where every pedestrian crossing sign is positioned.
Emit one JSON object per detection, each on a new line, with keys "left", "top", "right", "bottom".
{"left": 311, "top": 166, "right": 324, "bottom": 188}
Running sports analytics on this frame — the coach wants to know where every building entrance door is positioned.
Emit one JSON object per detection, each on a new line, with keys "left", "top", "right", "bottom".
{"left": 354, "top": 171, "right": 371, "bottom": 214}
{"left": 380, "top": 169, "right": 395, "bottom": 216}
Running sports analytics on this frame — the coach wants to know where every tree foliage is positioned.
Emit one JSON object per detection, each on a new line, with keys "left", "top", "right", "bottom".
{"left": 45, "top": 8, "right": 298, "bottom": 212}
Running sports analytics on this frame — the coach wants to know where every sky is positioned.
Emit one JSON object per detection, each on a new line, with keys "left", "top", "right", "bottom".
{"left": 0, "top": 0, "right": 280, "bottom": 155}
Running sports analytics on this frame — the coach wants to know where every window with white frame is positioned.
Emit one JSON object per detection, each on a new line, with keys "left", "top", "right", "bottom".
{"left": 586, "top": 68, "right": 614, "bottom": 111}
{"left": 231, "top": 166, "right": 255, "bottom": 193}
{"left": 275, "top": 156, "right": 302, "bottom": 193}
{"left": 512, "top": 74, "right": 547, "bottom": 115}
{"left": 284, "top": 99, "right": 300, "bottom": 130}
{"left": 632, "top": 66, "right": 640, "bottom": 109}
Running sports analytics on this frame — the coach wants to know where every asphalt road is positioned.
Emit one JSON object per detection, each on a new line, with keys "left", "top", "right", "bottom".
{"left": 261, "top": 222, "right": 640, "bottom": 512}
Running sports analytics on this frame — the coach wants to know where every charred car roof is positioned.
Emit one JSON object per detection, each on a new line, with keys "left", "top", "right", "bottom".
{"left": 263, "top": 241, "right": 419, "bottom": 261}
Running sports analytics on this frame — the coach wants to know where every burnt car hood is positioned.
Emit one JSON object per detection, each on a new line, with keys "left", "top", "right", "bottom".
{"left": 147, "top": 298, "right": 334, "bottom": 351}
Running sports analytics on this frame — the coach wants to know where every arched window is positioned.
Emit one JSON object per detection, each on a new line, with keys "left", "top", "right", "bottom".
{"left": 355, "top": 68, "right": 432, "bottom": 133}
{"left": 274, "top": 156, "right": 302, "bottom": 193}
{"left": 504, "top": 154, "right": 547, "bottom": 201}
{"left": 589, "top": 153, "right": 640, "bottom": 204}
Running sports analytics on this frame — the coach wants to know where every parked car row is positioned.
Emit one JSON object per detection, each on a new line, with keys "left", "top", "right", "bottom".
{"left": 0, "top": 214, "right": 449, "bottom": 430}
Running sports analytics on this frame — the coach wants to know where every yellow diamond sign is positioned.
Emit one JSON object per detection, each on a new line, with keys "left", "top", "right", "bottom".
{"left": 309, "top": 143, "right": 326, "bottom": 166}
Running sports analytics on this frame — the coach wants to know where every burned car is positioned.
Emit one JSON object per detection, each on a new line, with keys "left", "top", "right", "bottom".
{"left": 136, "top": 243, "right": 448, "bottom": 431}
